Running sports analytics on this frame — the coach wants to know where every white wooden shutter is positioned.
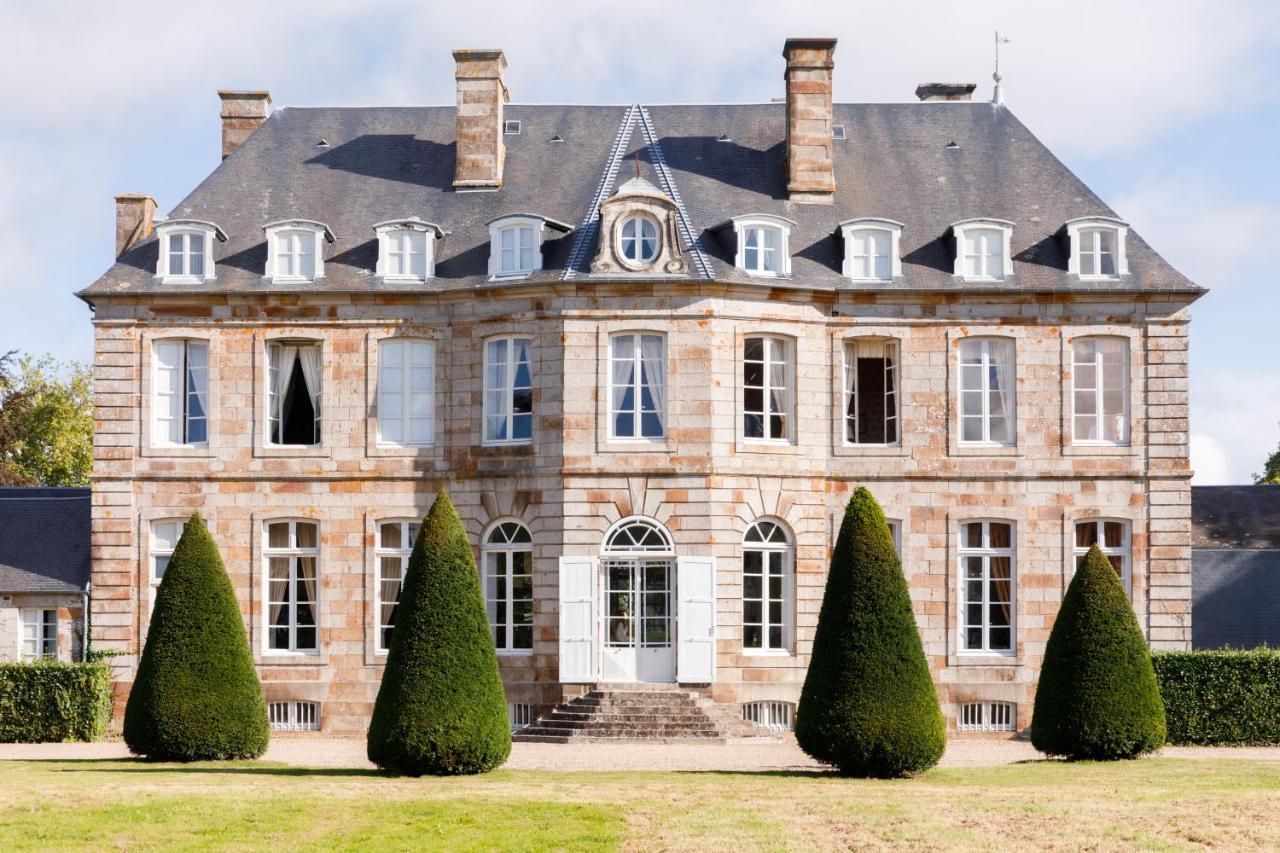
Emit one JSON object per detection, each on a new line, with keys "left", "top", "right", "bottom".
{"left": 558, "top": 556, "right": 598, "bottom": 682}
{"left": 677, "top": 556, "right": 717, "bottom": 683}
{"left": 153, "top": 341, "right": 183, "bottom": 444}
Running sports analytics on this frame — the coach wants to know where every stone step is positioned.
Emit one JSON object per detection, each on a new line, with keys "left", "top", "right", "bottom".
{"left": 529, "top": 721, "right": 720, "bottom": 734}
{"left": 545, "top": 711, "right": 712, "bottom": 724}
{"left": 518, "top": 687, "right": 727, "bottom": 742}
{"left": 513, "top": 733, "right": 728, "bottom": 744}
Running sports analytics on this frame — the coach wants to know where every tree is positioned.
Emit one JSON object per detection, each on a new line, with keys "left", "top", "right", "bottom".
{"left": 124, "top": 513, "right": 269, "bottom": 760}
{"left": 1254, "top": 439, "right": 1280, "bottom": 485}
{"left": 367, "top": 490, "right": 511, "bottom": 775}
{"left": 1031, "top": 544, "right": 1166, "bottom": 760}
{"left": 795, "top": 487, "right": 946, "bottom": 777}
{"left": 0, "top": 352, "right": 92, "bottom": 487}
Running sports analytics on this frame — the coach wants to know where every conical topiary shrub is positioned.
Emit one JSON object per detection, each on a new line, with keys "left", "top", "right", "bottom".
{"left": 367, "top": 490, "right": 511, "bottom": 775}
{"left": 1031, "top": 543, "right": 1166, "bottom": 760}
{"left": 123, "top": 513, "right": 268, "bottom": 760}
{"left": 795, "top": 487, "right": 946, "bottom": 777}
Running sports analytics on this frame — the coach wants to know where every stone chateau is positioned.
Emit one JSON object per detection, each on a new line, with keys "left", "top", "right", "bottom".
{"left": 80, "top": 39, "right": 1203, "bottom": 736}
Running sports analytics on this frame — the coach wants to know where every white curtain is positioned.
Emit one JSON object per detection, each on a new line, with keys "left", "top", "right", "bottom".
{"left": 269, "top": 345, "right": 297, "bottom": 442}
{"left": 299, "top": 557, "right": 317, "bottom": 618}
{"left": 297, "top": 345, "right": 321, "bottom": 420}
{"left": 154, "top": 341, "right": 182, "bottom": 443}
{"left": 640, "top": 335, "right": 666, "bottom": 433}
{"left": 991, "top": 341, "right": 1015, "bottom": 443}
{"left": 187, "top": 343, "right": 208, "bottom": 427}
{"left": 486, "top": 339, "right": 510, "bottom": 441}
{"left": 611, "top": 337, "right": 634, "bottom": 431}
{"left": 843, "top": 342, "right": 859, "bottom": 438}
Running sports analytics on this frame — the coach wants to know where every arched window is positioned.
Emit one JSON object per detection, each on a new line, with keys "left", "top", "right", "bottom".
{"left": 482, "top": 521, "right": 534, "bottom": 652}
{"left": 619, "top": 215, "right": 660, "bottom": 263}
{"left": 743, "top": 519, "right": 793, "bottom": 653}
{"left": 1074, "top": 518, "right": 1131, "bottom": 595}
{"left": 602, "top": 517, "right": 674, "bottom": 554}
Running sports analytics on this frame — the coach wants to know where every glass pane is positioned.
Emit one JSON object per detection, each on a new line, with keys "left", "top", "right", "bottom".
{"left": 744, "top": 601, "right": 762, "bottom": 624}
{"left": 963, "top": 523, "right": 982, "bottom": 548}
{"left": 1076, "top": 522, "right": 1097, "bottom": 548}
{"left": 744, "top": 574, "right": 762, "bottom": 599}
{"left": 380, "top": 523, "right": 402, "bottom": 550}
{"left": 268, "top": 523, "right": 289, "bottom": 549}
{"left": 295, "top": 522, "right": 318, "bottom": 550}
{"left": 1104, "top": 521, "right": 1125, "bottom": 548}
{"left": 744, "top": 625, "right": 762, "bottom": 648}
{"left": 989, "top": 523, "right": 1011, "bottom": 549}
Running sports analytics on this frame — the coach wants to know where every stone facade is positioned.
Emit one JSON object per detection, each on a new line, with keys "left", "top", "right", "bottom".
{"left": 87, "top": 281, "right": 1194, "bottom": 734}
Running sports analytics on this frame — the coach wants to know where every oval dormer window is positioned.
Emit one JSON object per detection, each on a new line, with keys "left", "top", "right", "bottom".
{"left": 619, "top": 215, "right": 660, "bottom": 264}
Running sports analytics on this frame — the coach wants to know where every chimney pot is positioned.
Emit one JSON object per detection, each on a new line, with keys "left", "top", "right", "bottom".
{"left": 782, "top": 37, "right": 837, "bottom": 204}
{"left": 218, "top": 90, "right": 271, "bottom": 159}
{"left": 914, "top": 83, "right": 977, "bottom": 102}
{"left": 452, "top": 49, "right": 509, "bottom": 189}
{"left": 114, "top": 194, "right": 157, "bottom": 257}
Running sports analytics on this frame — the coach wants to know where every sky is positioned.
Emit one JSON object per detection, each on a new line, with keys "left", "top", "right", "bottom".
{"left": 1, "top": 0, "right": 1277, "bottom": 484}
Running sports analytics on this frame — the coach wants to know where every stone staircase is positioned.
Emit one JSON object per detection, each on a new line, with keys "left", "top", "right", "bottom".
{"left": 513, "top": 685, "right": 729, "bottom": 743}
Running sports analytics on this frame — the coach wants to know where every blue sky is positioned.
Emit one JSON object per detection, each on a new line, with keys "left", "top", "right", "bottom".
{"left": 2, "top": 0, "right": 1277, "bottom": 483}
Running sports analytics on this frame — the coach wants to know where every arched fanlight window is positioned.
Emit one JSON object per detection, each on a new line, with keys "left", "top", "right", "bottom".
{"left": 742, "top": 519, "right": 793, "bottom": 653}
{"left": 485, "top": 520, "right": 533, "bottom": 546}
{"left": 602, "top": 517, "right": 674, "bottom": 554}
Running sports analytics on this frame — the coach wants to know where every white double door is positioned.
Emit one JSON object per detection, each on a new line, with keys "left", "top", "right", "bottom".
{"left": 558, "top": 555, "right": 716, "bottom": 685}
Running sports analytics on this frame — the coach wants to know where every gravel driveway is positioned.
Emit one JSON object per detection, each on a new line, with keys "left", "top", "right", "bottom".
{"left": 3, "top": 738, "right": 1278, "bottom": 771}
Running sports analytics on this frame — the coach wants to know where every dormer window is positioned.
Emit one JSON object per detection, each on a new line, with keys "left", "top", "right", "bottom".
{"left": 1065, "top": 217, "right": 1129, "bottom": 279}
{"left": 950, "top": 219, "right": 1014, "bottom": 282}
{"left": 839, "top": 218, "right": 903, "bottom": 281}
{"left": 620, "top": 215, "right": 660, "bottom": 264}
{"left": 729, "top": 215, "right": 794, "bottom": 277}
{"left": 264, "top": 220, "right": 334, "bottom": 283}
{"left": 154, "top": 219, "right": 225, "bottom": 283}
{"left": 487, "top": 214, "right": 573, "bottom": 279}
{"left": 373, "top": 218, "right": 442, "bottom": 282}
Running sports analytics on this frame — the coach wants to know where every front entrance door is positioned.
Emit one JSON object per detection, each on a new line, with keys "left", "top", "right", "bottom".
{"left": 600, "top": 558, "right": 675, "bottom": 682}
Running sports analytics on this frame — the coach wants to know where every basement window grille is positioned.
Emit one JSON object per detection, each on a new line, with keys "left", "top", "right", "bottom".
{"left": 957, "top": 701, "right": 1016, "bottom": 733}
{"left": 509, "top": 702, "right": 533, "bottom": 731}
{"left": 741, "top": 700, "right": 794, "bottom": 732}
{"left": 268, "top": 701, "right": 320, "bottom": 732}
{"left": 504, "top": 120, "right": 521, "bottom": 135}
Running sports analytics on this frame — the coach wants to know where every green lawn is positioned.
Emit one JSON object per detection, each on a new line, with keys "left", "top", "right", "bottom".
{"left": 1, "top": 757, "right": 1278, "bottom": 850}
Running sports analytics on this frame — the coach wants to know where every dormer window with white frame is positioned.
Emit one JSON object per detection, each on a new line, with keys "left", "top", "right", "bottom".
{"left": 155, "top": 219, "right": 225, "bottom": 283}
{"left": 730, "top": 215, "right": 794, "bottom": 277}
{"left": 373, "top": 218, "right": 442, "bottom": 282}
{"left": 263, "top": 220, "right": 335, "bottom": 283}
{"left": 1065, "top": 217, "right": 1129, "bottom": 279}
{"left": 839, "top": 218, "right": 903, "bottom": 282}
{"left": 486, "top": 213, "right": 573, "bottom": 279}
{"left": 951, "top": 219, "right": 1014, "bottom": 282}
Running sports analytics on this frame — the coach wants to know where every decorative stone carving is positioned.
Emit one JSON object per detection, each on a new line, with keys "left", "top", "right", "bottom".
{"left": 590, "top": 176, "right": 688, "bottom": 276}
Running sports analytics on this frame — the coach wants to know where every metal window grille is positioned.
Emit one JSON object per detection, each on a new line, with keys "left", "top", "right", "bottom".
{"left": 831, "top": 125, "right": 846, "bottom": 140}
{"left": 268, "top": 701, "right": 320, "bottom": 732}
{"left": 957, "top": 701, "right": 1016, "bottom": 733}
{"left": 504, "top": 120, "right": 521, "bottom": 135}
{"left": 741, "top": 701, "right": 794, "bottom": 732}
{"left": 509, "top": 703, "right": 533, "bottom": 731}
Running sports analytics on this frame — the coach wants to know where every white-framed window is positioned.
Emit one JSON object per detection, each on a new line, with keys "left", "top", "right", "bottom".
{"left": 263, "top": 220, "right": 331, "bottom": 282}
{"left": 958, "top": 701, "right": 1016, "bottom": 733}
{"left": 609, "top": 332, "right": 666, "bottom": 440}
{"left": 264, "top": 520, "right": 319, "bottom": 653}
{"left": 1074, "top": 518, "right": 1132, "bottom": 594}
{"left": 147, "top": 519, "right": 186, "bottom": 622}
{"left": 731, "top": 215, "right": 793, "bottom": 276}
{"left": 267, "top": 342, "right": 322, "bottom": 446}
{"left": 742, "top": 519, "right": 793, "bottom": 653}
{"left": 743, "top": 335, "right": 793, "bottom": 441}
{"left": 958, "top": 520, "right": 1015, "bottom": 655}
{"left": 619, "top": 215, "right": 660, "bottom": 264}
{"left": 153, "top": 339, "right": 208, "bottom": 446}
{"left": 951, "top": 220, "right": 1014, "bottom": 281}
{"left": 483, "top": 337, "right": 533, "bottom": 445}
{"left": 268, "top": 701, "right": 320, "bottom": 732}
{"left": 375, "top": 519, "right": 420, "bottom": 652}
{"left": 1066, "top": 217, "right": 1128, "bottom": 279}
{"left": 887, "top": 518, "right": 903, "bottom": 558}
{"left": 155, "top": 220, "right": 222, "bottom": 283}
{"left": 843, "top": 338, "right": 898, "bottom": 445}
{"left": 482, "top": 521, "right": 534, "bottom": 652}
{"left": 376, "top": 338, "right": 434, "bottom": 447}
{"left": 958, "top": 338, "right": 1016, "bottom": 446}
{"left": 1072, "top": 337, "right": 1129, "bottom": 445}
{"left": 20, "top": 609, "right": 57, "bottom": 661}
{"left": 374, "top": 219, "right": 439, "bottom": 281}
{"left": 839, "top": 220, "right": 903, "bottom": 281}
{"left": 742, "top": 700, "right": 794, "bottom": 731}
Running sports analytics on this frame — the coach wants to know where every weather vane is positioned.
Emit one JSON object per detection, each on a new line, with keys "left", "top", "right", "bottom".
{"left": 993, "top": 30, "right": 1011, "bottom": 105}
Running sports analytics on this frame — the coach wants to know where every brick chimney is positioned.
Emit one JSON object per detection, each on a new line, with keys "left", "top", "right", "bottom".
{"left": 915, "top": 83, "right": 977, "bottom": 102}
{"left": 452, "top": 49, "right": 508, "bottom": 189}
{"left": 114, "top": 194, "right": 156, "bottom": 257}
{"left": 783, "top": 37, "right": 837, "bottom": 205}
{"left": 218, "top": 90, "right": 272, "bottom": 159}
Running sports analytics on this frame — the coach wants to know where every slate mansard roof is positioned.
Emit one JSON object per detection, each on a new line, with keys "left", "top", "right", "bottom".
{"left": 0, "top": 488, "right": 91, "bottom": 595}
{"left": 81, "top": 100, "right": 1201, "bottom": 298}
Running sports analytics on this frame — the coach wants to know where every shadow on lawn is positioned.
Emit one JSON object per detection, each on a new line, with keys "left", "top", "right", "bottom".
{"left": 44, "top": 759, "right": 385, "bottom": 778}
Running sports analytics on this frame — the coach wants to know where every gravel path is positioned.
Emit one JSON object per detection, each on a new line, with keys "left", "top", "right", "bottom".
{"left": 3, "top": 738, "right": 1279, "bottom": 771}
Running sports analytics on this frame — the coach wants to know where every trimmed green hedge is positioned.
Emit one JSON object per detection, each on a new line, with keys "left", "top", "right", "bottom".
{"left": 1154, "top": 649, "right": 1280, "bottom": 746}
{"left": 0, "top": 661, "right": 111, "bottom": 742}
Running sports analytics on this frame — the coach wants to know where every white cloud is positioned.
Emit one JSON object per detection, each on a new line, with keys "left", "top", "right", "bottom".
{"left": 1191, "top": 368, "right": 1280, "bottom": 484}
